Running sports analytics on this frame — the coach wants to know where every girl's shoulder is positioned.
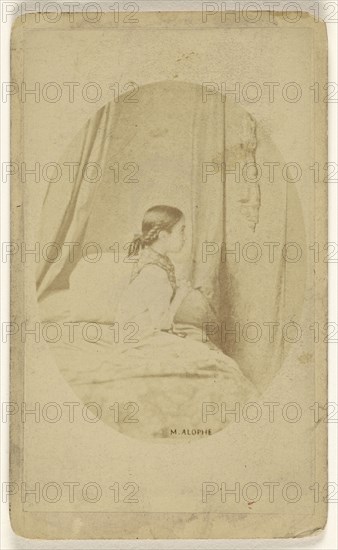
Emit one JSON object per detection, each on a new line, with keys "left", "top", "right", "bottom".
{"left": 132, "top": 263, "right": 169, "bottom": 283}
{"left": 130, "top": 248, "right": 173, "bottom": 282}
{"left": 127, "top": 264, "right": 171, "bottom": 302}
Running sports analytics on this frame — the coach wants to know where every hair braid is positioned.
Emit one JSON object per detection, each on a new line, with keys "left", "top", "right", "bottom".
{"left": 142, "top": 224, "right": 161, "bottom": 246}
{"left": 127, "top": 205, "right": 183, "bottom": 257}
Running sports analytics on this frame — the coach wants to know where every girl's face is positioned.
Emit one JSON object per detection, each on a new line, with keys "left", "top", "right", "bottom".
{"left": 164, "top": 216, "right": 186, "bottom": 253}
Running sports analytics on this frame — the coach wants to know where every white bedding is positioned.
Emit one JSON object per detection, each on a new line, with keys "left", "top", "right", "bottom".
{"left": 45, "top": 321, "right": 256, "bottom": 441}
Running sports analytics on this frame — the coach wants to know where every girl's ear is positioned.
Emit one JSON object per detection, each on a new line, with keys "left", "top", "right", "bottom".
{"left": 158, "top": 230, "right": 168, "bottom": 241}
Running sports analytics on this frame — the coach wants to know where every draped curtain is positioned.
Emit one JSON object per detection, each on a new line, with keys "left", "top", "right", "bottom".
{"left": 36, "top": 81, "right": 305, "bottom": 388}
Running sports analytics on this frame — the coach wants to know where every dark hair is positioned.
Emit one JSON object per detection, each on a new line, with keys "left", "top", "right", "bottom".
{"left": 128, "top": 205, "right": 184, "bottom": 257}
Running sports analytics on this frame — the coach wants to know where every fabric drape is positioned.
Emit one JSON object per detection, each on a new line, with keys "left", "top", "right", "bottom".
{"left": 36, "top": 81, "right": 305, "bottom": 388}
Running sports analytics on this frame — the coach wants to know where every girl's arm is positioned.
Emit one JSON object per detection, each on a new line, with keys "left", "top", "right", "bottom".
{"left": 137, "top": 266, "right": 173, "bottom": 331}
{"left": 167, "top": 280, "right": 192, "bottom": 325}
{"left": 135, "top": 267, "right": 192, "bottom": 332}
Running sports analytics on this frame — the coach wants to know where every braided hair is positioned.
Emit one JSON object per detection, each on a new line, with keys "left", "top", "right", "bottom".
{"left": 128, "top": 205, "right": 183, "bottom": 257}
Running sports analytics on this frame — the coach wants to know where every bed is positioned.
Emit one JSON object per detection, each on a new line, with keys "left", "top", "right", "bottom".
{"left": 39, "top": 253, "right": 256, "bottom": 441}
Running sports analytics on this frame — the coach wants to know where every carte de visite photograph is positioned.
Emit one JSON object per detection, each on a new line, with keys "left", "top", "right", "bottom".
{"left": 9, "top": 8, "right": 328, "bottom": 540}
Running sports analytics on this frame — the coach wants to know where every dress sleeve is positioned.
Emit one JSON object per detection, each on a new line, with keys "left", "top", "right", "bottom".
{"left": 135, "top": 264, "right": 173, "bottom": 331}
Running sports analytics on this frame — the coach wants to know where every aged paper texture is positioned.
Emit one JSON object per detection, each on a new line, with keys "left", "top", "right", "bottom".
{"left": 10, "top": 10, "right": 327, "bottom": 539}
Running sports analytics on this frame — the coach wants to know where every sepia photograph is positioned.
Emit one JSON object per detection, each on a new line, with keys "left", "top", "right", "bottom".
{"left": 36, "top": 81, "right": 272, "bottom": 441}
{"left": 5, "top": 4, "right": 333, "bottom": 543}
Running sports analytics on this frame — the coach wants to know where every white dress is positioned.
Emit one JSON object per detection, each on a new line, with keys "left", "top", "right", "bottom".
{"left": 65, "top": 247, "right": 256, "bottom": 439}
{"left": 113, "top": 250, "right": 253, "bottom": 386}
{"left": 115, "top": 264, "right": 174, "bottom": 341}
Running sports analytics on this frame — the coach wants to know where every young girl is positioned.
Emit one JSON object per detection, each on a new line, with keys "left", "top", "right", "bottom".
{"left": 102, "top": 205, "right": 255, "bottom": 438}
{"left": 115, "top": 204, "right": 249, "bottom": 382}
{"left": 116, "top": 205, "right": 191, "bottom": 338}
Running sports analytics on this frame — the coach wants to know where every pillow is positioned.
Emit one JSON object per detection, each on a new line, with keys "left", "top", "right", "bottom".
{"left": 174, "top": 289, "right": 222, "bottom": 348}
{"left": 68, "top": 253, "right": 133, "bottom": 323}
{"left": 174, "top": 288, "right": 217, "bottom": 328}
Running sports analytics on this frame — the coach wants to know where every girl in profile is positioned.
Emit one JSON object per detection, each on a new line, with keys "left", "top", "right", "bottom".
{"left": 115, "top": 205, "right": 252, "bottom": 389}
{"left": 94, "top": 204, "right": 257, "bottom": 438}
{"left": 116, "top": 204, "right": 191, "bottom": 339}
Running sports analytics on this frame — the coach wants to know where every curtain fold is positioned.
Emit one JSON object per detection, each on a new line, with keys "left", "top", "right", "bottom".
{"left": 190, "top": 89, "right": 225, "bottom": 315}
{"left": 36, "top": 101, "right": 117, "bottom": 299}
